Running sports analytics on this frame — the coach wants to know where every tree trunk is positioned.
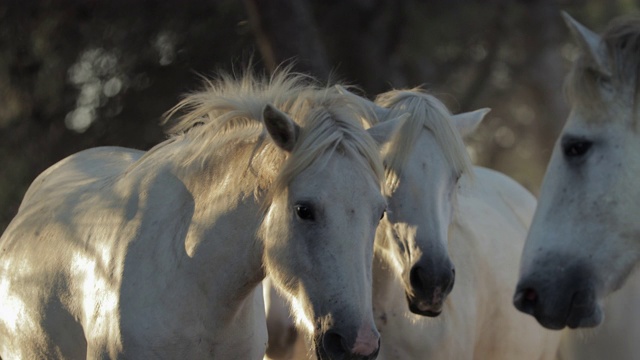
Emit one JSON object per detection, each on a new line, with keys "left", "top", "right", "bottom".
{"left": 243, "top": 0, "right": 331, "bottom": 80}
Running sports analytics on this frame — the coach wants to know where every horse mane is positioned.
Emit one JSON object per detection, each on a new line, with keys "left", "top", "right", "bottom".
{"left": 566, "top": 16, "right": 640, "bottom": 115}
{"left": 160, "top": 67, "right": 385, "bottom": 200}
{"left": 374, "top": 89, "right": 473, "bottom": 190}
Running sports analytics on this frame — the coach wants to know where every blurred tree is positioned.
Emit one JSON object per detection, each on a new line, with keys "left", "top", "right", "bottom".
{"left": 0, "top": 0, "right": 256, "bottom": 228}
{"left": 244, "top": 0, "right": 331, "bottom": 78}
{"left": 1, "top": 0, "right": 638, "bottom": 231}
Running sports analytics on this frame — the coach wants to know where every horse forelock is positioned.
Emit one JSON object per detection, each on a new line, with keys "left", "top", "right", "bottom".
{"left": 566, "top": 16, "right": 640, "bottom": 123}
{"left": 374, "top": 89, "right": 473, "bottom": 190}
{"left": 269, "top": 91, "right": 386, "bottom": 202}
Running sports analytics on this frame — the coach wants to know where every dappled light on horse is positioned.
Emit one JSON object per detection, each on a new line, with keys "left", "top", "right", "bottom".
{"left": 0, "top": 68, "right": 396, "bottom": 359}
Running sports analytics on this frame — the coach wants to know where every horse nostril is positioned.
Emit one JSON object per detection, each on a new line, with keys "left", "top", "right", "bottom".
{"left": 446, "top": 267, "right": 456, "bottom": 292}
{"left": 322, "top": 330, "right": 348, "bottom": 357}
{"left": 524, "top": 288, "right": 538, "bottom": 302}
{"left": 410, "top": 264, "right": 455, "bottom": 294}
{"left": 514, "top": 287, "right": 538, "bottom": 315}
{"left": 409, "top": 266, "right": 427, "bottom": 291}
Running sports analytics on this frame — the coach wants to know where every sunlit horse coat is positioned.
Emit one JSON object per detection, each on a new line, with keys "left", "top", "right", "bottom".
{"left": 0, "top": 70, "right": 401, "bottom": 359}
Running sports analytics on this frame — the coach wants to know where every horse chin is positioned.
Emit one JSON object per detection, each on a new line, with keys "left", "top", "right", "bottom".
{"left": 517, "top": 289, "right": 604, "bottom": 330}
{"left": 405, "top": 292, "right": 443, "bottom": 317}
{"left": 567, "top": 309, "right": 603, "bottom": 329}
{"left": 534, "top": 303, "right": 603, "bottom": 330}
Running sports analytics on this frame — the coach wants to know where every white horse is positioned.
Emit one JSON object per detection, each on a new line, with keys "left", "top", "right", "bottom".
{"left": 0, "top": 69, "right": 403, "bottom": 359}
{"left": 514, "top": 12, "right": 640, "bottom": 331}
{"left": 367, "top": 89, "right": 559, "bottom": 359}
{"left": 264, "top": 88, "right": 560, "bottom": 359}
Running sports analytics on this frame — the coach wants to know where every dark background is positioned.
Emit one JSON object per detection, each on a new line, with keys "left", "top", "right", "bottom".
{"left": 0, "top": 0, "right": 634, "bottom": 231}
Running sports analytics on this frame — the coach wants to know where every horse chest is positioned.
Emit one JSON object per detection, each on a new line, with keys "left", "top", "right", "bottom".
{"left": 116, "top": 281, "right": 267, "bottom": 359}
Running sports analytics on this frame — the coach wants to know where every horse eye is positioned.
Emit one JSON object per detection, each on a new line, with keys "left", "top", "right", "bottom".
{"left": 562, "top": 137, "right": 593, "bottom": 159}
{"left": 295, "top": 204, "right": 315, "bottom": 221}
{"left": 380, "top": 210, "right": 386, "bottom": 220}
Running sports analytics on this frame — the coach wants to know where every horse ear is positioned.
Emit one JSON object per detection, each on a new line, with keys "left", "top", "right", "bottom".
{"left": 367, "top": 113, "right": 410, "bottom": 145}
{"left": 451, "top": 108, "right": 490, "bottom": 137}
{"left": 562, "top": 11, "right": 611, "bottom": 77}
{"left": 335, "top": 85, "right": 390, "bottom": 123}
{"left": 262, "top": 104, "right": 300, "bottom": 152}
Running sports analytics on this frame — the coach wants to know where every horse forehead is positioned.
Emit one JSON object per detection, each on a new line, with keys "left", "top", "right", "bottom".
{"left": 565, "top": 109, "right": 630, "bottom": 138}
{"left": 407, "top": 133, "right": 453, "bottom": 177}
{"left": 290, "top": 153, "right": 383, "bottom": 202}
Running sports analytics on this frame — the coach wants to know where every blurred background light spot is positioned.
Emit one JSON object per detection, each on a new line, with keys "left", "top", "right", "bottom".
{"left": 561, "top": 43, "right": 579, "bottom": 62}
{"left": 513, "top": 104, "right": 535, "bottom": 125}
{"left": 65, "top": 107, "right": 95, "bottom": 133}
{"left": 470, "top": 44, "right": 487, "bottom": 62}
{"left": 155, "top": 31, "right": 177, "bottom": 66}
{"left": 103, "top": 77, "right": 123, "bottom": 97}
{"left": 494, "top": 125, "right": 516, "bottom": 148}
{"left": 78, "top": 81, "right": 101, "bottom": 107}
{"left": 490, "top": 61, "right": 511, "bottom": 89}
{"left": 66, "top": 48, "right": 124, "bottom": 132}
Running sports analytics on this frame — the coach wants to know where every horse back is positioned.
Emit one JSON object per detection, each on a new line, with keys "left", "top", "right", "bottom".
{"left": 19, "top": 146, "right": 144, "bottom": 211}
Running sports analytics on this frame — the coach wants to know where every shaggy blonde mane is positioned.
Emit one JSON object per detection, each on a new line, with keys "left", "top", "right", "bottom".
{"left": 374, "top": 89, "right": 473, "bottom": 190}
{"left": 566, "top": 16, "right": 640, "bottom": 116}
{"left": 161, "top": 67, "right": 385, "bottom": 201}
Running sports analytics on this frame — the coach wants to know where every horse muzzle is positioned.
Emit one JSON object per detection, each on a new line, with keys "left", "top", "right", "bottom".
{"left": 405, "top": 262, "right": 455, "bottom": 317}
{"left": 315, "top": 323, "right": 380, "bottom": 360}
{"left": 514, "top": 263, "right": 603, "bottom": 329}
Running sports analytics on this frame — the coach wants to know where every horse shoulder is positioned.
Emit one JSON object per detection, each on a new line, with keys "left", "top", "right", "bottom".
{"left": 0, "top": 146, "right": 149, "bottom": 358}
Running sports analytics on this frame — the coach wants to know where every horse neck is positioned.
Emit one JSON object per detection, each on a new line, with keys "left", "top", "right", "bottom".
{"left": 131, "top": 138, "right": 279, "bottom": 308}
{"left": 372, "top": 221, "right": 404, "bottom": 303}
{"left": 371, "top": 247, "right": 407, "bottom": 313}
{"left": 193, "top": 142, "right": 282, "bottom": 283}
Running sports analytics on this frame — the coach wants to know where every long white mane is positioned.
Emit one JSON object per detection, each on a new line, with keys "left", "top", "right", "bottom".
{"left": 374, "top": 89, "right": 473, "bottom": 190}
{"left": 157, "top": 68, "right": 385, "bottom": 201}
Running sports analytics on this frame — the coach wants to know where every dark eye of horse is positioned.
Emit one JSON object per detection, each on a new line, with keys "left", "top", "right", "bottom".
{"left": 380, "top": 210, "right": 385, "bottom": 220}
{"left": 562, "top": 136, "right": 593, "bottom": 159}
{"left": 295, "top": 204, "right": 315, "bottom": 221}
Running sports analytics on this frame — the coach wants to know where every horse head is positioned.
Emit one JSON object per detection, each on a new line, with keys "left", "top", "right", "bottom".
{"left": 514, "top": 12, "right": 640, "bottom": 329}
{"left": 259, "top": 94, "right": 404, "bottom": 359}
